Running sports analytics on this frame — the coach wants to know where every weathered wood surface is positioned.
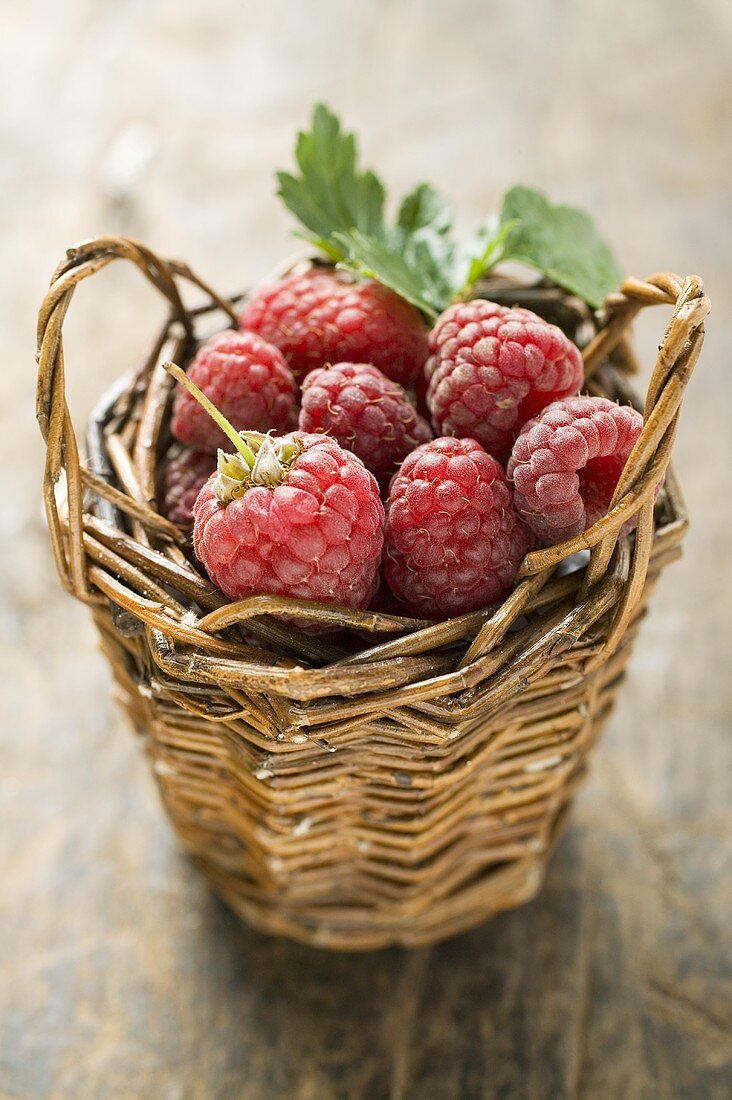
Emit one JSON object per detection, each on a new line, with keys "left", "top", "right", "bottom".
{"left": 2, "top": 1, "right": 731, "bottom": 1097}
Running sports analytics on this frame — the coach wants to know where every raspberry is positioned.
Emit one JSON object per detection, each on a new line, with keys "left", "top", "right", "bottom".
{"left": 160, "top": 446, "right": 215, "bottom": 527}
{"left": 239, "top": 270, "right": 429, "bottom": 387}
{"left": 298, "top": 362, "right": 433, "bottom": 485}
{"left": 507, "top": 396, "right": 647, "bottom": 545}
{"left": 193, "top": 432, "right": 384, "bottom": 610}
{"left": 171, "top": 330, "right": 298, "bottom": 453}
{"left": 383, "top": 437, "right": 531, "bottom": 619}
{"left": 426, "top": 300, "right": 584, "bottom": 463}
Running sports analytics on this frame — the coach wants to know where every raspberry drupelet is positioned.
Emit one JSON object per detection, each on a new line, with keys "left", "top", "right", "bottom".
{"left": 160, "top": 446, "right": 215, "bottom": 527}
{"left": 171, "top": 330, "right": 298, "bottom": 453}
{"left": 298, "top": 362, "right": 433, "bottom": 486}
{"left": 238, "top": 270, "right": 429, "bottom": 388}
{"left": 426, "top": 300, "right": 584, "bottom": 463}
{"left": 384, "top": 437, "right": 531, "bottom": 620}
{"left": 164, "top": 364, "right": 384, "bottom": 612}
{"left": 507, "top": 395, "right": 648, "bottom": 545}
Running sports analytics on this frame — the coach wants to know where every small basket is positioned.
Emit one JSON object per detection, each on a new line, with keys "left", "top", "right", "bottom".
{"left": 36, "top": 236, "right": 710, "bottom": 950}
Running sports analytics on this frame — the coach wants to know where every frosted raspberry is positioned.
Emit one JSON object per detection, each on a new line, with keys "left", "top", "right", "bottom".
{"left": 160, "top": 446, "right": 215, "bottom": 527}
{"left": 239, "top": 270, "right": 429, "bottom": 387}
{"left": 171, "top": 330, "right": 298, "bottom": 453}
{"left": 298, "top": 362, "right": 432, "bottom": 485}
{"left": 193, "top": 433, "right": 384, "bottom": 611}
{"left": 426, "top": 300, "right": 583, "bottom": 463}
{"left": 383, "top": 437, "right": 531, "bottom": 619}
{"left": 507, "top": 395, "right": 648, "bottom": 545}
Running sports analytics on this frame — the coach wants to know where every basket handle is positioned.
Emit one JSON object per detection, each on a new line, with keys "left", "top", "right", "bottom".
{"left": 36, "top": 235, "right": 238, "bottom": 602}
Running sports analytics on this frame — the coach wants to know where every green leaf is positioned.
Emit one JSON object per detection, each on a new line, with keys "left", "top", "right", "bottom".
{"left": 407, "top": 235, "right": 461, "bottom": 309}
{"left": 334, "top": 229, "right": 450, "bottom": 320}
{"left": 499, "top": 185, "right": 622, "bottom": 308}
{"left": 275, "top": 103, "right": 385, "bottom": 254}
{"left": 276, "top": 107, "right": 622, "bottom": 318}
{"left": 397, "top": 183, "right": 453, "bottom": 237}
{"left": 277, "top": 107, "right": 463, "bottom": 316}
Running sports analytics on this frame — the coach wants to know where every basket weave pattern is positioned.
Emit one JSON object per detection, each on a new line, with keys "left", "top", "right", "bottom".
{"left": 36, "top": 237, "right": 709, "bottom": 949}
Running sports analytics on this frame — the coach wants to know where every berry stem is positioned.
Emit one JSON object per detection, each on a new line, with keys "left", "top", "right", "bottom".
{"left": 163, "top": 361, "right": 256, "bottom": 468}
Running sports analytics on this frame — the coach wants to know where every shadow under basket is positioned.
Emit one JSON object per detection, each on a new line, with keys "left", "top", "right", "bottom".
{"left": 36, "top": 237, "right": 710, "bottom": 950}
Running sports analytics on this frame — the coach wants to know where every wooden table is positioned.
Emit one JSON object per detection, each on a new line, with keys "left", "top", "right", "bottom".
{"left": 2, "top": 2, "right": 731, "bottom": 1096}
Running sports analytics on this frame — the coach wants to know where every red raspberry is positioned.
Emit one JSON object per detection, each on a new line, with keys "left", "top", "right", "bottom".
{"left": 298, "top": 362, "right": 433, "bottom": 485}
{"left": 426, "top": 300, "right": 584, "bottom": 463}
{"left": 193, "top": 433, "right": 384, "bottom": 610}
{"left": 507, "top": 396, "right": 647, "bottom": 545}
{"left": 383, "top": 437, "right": 531, "bottom": 619}
{"left": 238, "top": 270, "right": 429, "bottom": 387}
{"left": 171, "top": 330, "right": 298, "bottom": 453}
{"left": 160, "top": 446, "right": 215, "bottom": 527}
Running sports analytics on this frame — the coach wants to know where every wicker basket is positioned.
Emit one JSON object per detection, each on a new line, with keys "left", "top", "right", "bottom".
{"left": 36, "top": 236, "right": 710, "bottom": 950}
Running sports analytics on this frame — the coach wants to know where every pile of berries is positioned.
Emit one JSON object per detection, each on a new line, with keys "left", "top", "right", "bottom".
{"left": 160, "top": 268, "right": 649, "bottom": 623}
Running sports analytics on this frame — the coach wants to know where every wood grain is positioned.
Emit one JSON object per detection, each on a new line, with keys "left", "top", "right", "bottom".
{"left": 1, "top": 0, "right": 731, "bottom": 1096}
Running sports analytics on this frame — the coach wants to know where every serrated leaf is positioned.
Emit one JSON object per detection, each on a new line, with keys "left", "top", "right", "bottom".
{"left": 499, "top": 185, "right": 622, "bottom": 308}
{"left": 334, "top": 229, "right": 449, "bottom": 319}
{"left": 397, "top": 183, "right": 453, "bottom": 236}
{"left": 404, "top": 234, "right": 460, "bottom": 312}
{"left": 276, "top": 103, "right": 385, "bottom": 254}
{"left": 277, "top": 106, "right": 471, "bottom": 316}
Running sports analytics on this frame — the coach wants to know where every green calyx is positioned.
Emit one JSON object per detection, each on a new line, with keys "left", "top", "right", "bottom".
{"left": 163, "top": 362, "right": 301, "bottom": 504}
{"left": 276, "top": 103, "right": 622, "bottom": 316}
